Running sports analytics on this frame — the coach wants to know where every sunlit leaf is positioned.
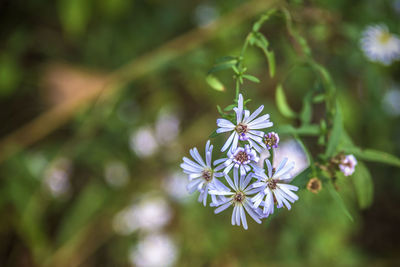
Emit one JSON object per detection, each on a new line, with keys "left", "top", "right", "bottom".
{"left": 242, "top": 74, "right": 260, "bottom": 83}
{"left": 206, "top": 75, "right": 225, "bottom": 92}
{"left": 275, "top": 84, "right": 297, "bottom": 119}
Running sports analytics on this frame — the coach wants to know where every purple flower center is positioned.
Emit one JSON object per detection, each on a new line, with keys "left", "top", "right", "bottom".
{"left": 268, "top": 179, "right": 278, "bottom": 190}
{"left": 233, "top": 192, "right": 245, "bottom": 203}
{"left": 202, "top": 169, "right": 213, "bottom": 182}
{"left": 235, "top": 123, "right": 248, "bottom": 134}
{"left": 234, "top": 151, "right": 249, "bottom": 164}
{"left": 264, "top": 133, "right": 279, "bottom": 149}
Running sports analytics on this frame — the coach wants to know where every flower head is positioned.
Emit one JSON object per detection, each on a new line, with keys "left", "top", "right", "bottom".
{"left": 360, "top": 24, "right": 400, "bottom": 65}
{"left": 180, "top": 140, "right": 227, "bottom": 206}
{"left": 209, "top": 170, "right": 262, "bottom": 230}
{"left": 252, "top": 158, "right": 299, "bottom": 217}
{"left": 307, "top": 177, "right": 322, "bottom": 194}
{"left": 339, "top": 154, "right": 357, "bottom": 176}
{"left": 263, "top": 132, "right": 280, "bottom": 149}
{"left": 216, "top": 93, "right": 273, "bottom": 153}
{"left": 215, "top": 144, "right": 259, "bottom": 177}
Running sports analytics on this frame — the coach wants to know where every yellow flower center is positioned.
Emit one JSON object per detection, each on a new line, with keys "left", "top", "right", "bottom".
{"left": 378, "top": 32, "right": 392, "bottom": 45}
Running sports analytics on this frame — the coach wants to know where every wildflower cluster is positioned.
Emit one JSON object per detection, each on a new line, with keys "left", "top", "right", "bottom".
{"left": 181, "top": 93, "right": 299, "bottom": 229}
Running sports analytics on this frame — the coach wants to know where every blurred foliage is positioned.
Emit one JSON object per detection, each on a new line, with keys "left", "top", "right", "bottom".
{"left": 0, "top": 0, "right": 400, "bottom": 266}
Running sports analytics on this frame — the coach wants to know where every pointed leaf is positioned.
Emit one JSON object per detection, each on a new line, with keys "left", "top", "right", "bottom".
{"left": 325, "top": 101, "right": 342, "bottom": 157}
{"left": 206, "top": 75, "right": 225, "bottom": 92}
{"left": 326, "top": 182, "right": 354, "bottom": 222}
{"left": 242, "top": 74, "right": 260, "bottom": 83}
{"left": 352, "top": 162, "right": 374, "bottom": 209}
{"left": 275, "top": 84, "right": 297, "bottom": 119}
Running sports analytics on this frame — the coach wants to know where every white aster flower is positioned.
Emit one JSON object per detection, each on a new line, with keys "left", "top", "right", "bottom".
{"left": 360, "top": 24, "right": 400, "bottom": 65}
{"left": 129, "top": 233, "right": 177, "bottom": 267}
{"left": 252, "top": 158, "right": 299, "bottom": 217}
{"left": 209, "top": 171, "right": 262, "bottom": 230}
{"left": 112, "top": 196, "right": 172, "bottom": 235}
{"left": 180, "top": 140, "right": 227, "bottom": 206}
{"left": 215, "top": 144, "right": 259, "bottom": 177}
{"left": 339, "top": 154, "right": 357, "bottom": 176}
{"left": 216, "top": 93, "right": 273, "bottom": 153}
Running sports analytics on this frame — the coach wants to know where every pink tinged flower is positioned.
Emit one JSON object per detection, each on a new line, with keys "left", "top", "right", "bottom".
{"left": 180, "top": 140, "right": 227, "bottom": 206}
{"left": 209, "top": 172, "right": 263, "bottom": 230}
{"left": 215, "top": 145, "right": 259, "bottom": 178}
{"left": 263, "top": 132, "right": 280, "bottom": 149}
{"left": 339, "top": 154, "right": 357, "bottom": 176}
{"left": 251, "top": 158, "right": 299, "bottom": 217}
{"left": 216, "top": 93, "right": 273, "bottom": 153}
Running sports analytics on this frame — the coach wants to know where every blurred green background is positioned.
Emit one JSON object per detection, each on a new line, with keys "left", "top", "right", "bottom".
{"left": 0, "top": 0, "right": 400, "bottom": 266}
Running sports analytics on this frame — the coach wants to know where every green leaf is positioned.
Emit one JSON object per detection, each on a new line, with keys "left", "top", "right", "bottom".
{"left": 326, "top": 182, "right": 354, "bottom": 222}
{"left": 300, "top": 92, "right": 312, "bottom": 125}
{"left": 275, "top": 124, "right": 320, "bottom": 136}
{"left": 291, "top": 167, "right": 312, "bottom": 188}
{"left": 215, "top": 56, "right": 237, "bottom": 64}
{"left": 207, "top": 62, "right": 237, "bottom": 74}
{"left": 224, "top": 104, "right": 236, "bottom": 111}
{"left": 275, "top": 84, "right": 297, "bottom": 119}
{"left": 266, "top": 50, "right": 275, "bottom": 77}
{"left": 209, "top": 130, "right": 219, "bottom": 138}
{"left": 312, "top": 94, "right": 325, "bottom": 103}
{"left": 59, "top": 0, "right": 91, "bottom": 37}
{"left": 325, "top": 101, "right": 342, "bottom": 157}
{"left": 206, "top": 75, "right": 225, "bottom": 92}
{"left": 252, "top": 9, "right": 277, "bottom": 32}
{"left": 343, "top": 147, "right": 400, "bottom": 168}
{"left": 216, "top": 105, "right": 224, "bottom": 115}
{"left": 242, "top": 74, "right": 260, "bottom": 83}
{"left": 352, "top": 162, "right": 374, "bottom": 209}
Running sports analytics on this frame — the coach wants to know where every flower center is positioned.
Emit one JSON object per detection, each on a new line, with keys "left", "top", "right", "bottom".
{"left": 233, "top": 192, "right": 245, "bottom": 203}
{"left": 202, "top": 169, "right": 213, "bottom": 182}
{"left": 234, "top": 151, "right": 249, "bottom": 164}
{"left": 235, "top": 123, "right": 248, "bottom": 134}
{"left": 378, "top": 32, "right": 392, "bottom": 44}
{"left": 264, "top": 134, "right": 278, "bottom": 148}
{"left": 268, "top": 179, "right": 278, "bottom": 190}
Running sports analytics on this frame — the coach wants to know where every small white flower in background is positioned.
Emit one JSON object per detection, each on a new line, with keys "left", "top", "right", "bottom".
{"left": 194, "top": 3, "right": 218, "bottom": 27}
{"left": 155, "top": 111, "right": 180, "bottom": 145}
{"left": 252, "top": 158, "right": 299, "bottom": 217}
{"left": 43, "top": 157, "right": 72, "bottom": 198}
{"left": 360, "top": 24, "right": 400, "bottom": 65}
{"left": 273, "top": 139, "right": 309, "bottom": 176}
{"left": 394, "top": 0, "right": 400, "bottom": 14}
{"left": 216, "top": 145, "right": 259, "bottom": 177}
{"left": 382, "top": 85, "right": 400, "bottom": 116}
{"left": 164, "top": 172, "right": 190, "bottom": 202}
{"left": 339, "top": 154, "right": 357, "bottom": 176}
{"left": 209, "top": 171, "right": 262, "bottom": 230}
{"left": 216, "top": 93, "right": 273, "bottom": 153}
{"left": 104, "top": 161, "right": 129, "bottom": 188}
{"left": 129, "top": 233, "right": 177, "bottom": 267}
{"left": 113, "top": 196, "right": 172, "bottom": 235}
{"left": 130, "top": 127, "right": 159, "bottom": 158}
{"left": 180, "top": 140, "right": 228, "bottom": 206}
